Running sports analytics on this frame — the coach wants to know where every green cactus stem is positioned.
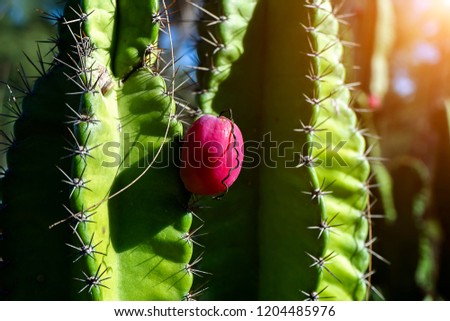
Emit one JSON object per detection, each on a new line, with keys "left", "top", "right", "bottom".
{"left": 192, "top": 0, "right": 371, "bottom": 300}
{"left": 1, "top": 0, "right": 374, "bottom": 301}
{"left": 0, "top": 0, "right": 193, "bottom": 300}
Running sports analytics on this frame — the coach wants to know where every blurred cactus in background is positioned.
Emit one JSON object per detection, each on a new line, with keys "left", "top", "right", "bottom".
{"left": 348, "top": 0, "right": 450, "bottom": 300}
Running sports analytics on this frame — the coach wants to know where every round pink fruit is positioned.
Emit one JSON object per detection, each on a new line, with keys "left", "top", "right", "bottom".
{"left": 180, "top": 114, "right": 244, "bottom": 196}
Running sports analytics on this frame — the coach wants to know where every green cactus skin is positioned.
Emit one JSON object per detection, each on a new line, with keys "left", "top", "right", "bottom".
{"left": 1, "top": 0, "right": 373, "bottom": 301}
{"left": 0, "top": 0, "right": 193, "bottom": 300}
{"left": 190, "top": 0, "right": 263, "bottom": 300}
{"left": 112, "top": 0, "right": 161, "bottom": 78}
{"left": 192, "top": 0, "right": 370, "bottom": 300}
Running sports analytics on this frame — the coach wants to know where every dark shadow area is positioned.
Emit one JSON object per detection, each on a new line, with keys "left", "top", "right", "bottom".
{"left": 108, "top": 145, "right": 190, "bottom": 254}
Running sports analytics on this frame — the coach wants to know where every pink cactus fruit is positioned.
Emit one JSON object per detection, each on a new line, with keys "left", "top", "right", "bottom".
{"left": 180, "top": 114, "right": 244, "bottom": 195}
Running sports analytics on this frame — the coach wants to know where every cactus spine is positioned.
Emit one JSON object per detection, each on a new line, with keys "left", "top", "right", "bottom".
{"left": 1, "top": 0, "right": 193, "bottom": 300}
{"left": 193, "top": 0, "right": 370, "bottom": 300}
{"left": 1, "top": 0, "right": 372, "bottom": 300}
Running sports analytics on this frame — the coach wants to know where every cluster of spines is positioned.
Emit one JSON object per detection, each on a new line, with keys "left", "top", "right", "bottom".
{"left": 146, "top": 1, "right": 210, "bottom": 300}
{"left": 187, "top": 0, "right": 258, "bottom": 114}
{"left": 300, "top": 0, "right": 351, "bottom": 300}
{"left": 179, "top": 197, "right": 210, "bottom": 301}
{"left": 47, "top": 5, "right": 109, "bottom": 297}
{"left": 0, "top": 3, "right": 86, "bottom": 298}
{"left": 0, "top": 0, "right": 389, "bottom": 301}
{"left": 60, "top": 1, "right": 198, "bottom": 300}
{"left": 187, "top": 0, "right": 380, "bottom": 300}
{"left": 42, "top": 3, "right": 112, "bottom": 296}
{"left": 299, "top": 0, "right": 388, "bottom": 300}
{"left": 181, "top": 0, "right": 263, "bottom": 301}
{"left": 0, "top": 0, "right": 198, "bottom": 300}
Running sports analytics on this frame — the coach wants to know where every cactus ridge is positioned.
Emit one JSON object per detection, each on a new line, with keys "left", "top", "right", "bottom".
{"left": 187, "top": 0, "right": 372, "bottom": 300}
{"left": 184, "top": 0, "right": 262, "bottom": 300}
{"left": 0, "top": 0, "right": 379, "bottom": 301}
{"left": 303, "top": 1, "right": 371, "bottom": 300}
{"left": 0, "top": 0, "right": 197, "bottom": 300}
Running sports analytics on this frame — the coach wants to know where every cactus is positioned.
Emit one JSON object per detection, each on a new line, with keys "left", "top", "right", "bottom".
{"left": 349, "top": 0, "right": 445, "bottom": 301}
{"left": 346, "top": 0, "right": 397, "bottom": 222}
{"left": 0, "top": 0, "right": 193, "bottom": 300}
{"left": 191, "top": 0, "right": 370, "bottom": 300}
{"left": 1, "top": 0, "right": 372, "bottom": 300}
